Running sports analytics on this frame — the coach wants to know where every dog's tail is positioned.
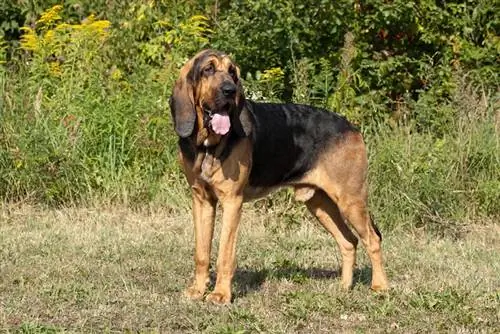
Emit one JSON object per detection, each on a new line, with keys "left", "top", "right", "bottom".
{"left": 370, "top": 214, "right": 382, "bottom": 241}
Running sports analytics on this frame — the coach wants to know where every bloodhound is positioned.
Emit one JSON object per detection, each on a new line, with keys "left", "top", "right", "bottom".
{"left": 170, "top": 49, "right": 388, "bottom": 304}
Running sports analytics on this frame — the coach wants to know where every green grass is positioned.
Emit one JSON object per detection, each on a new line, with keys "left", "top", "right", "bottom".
{"left": 1, "top": 204, "right": 498, "bottom": 333}
{"left": 1, "top": 5, "right": 498, "bottom": 332}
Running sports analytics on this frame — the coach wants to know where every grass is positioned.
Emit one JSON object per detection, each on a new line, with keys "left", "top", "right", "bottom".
{"left": 1, "top": 204, "right": 498, "bottom": 333}
{"left": 1, "top": 5, "right": 498, "bottom": 332}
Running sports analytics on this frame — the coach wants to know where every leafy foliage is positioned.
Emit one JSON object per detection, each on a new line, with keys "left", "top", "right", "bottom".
{"left": 0, "top": 1, "right": 498, "bottom": 227}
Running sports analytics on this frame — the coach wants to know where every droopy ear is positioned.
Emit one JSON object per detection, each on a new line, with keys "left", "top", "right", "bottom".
{"left": 234, "top": 66, "right": 253, "bottom": 137}
{"left": 170, "top": 61, "right": 196, "bottom": 138}
{"left": 237, "top": 104, "right": 253, "bottom": 137}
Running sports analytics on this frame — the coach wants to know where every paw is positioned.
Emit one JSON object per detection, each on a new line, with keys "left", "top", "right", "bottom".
{"left": 183, "top": 285, "right": 205, "bottom": 301}
{"left": 371, "top": 281, "right": 389, "bottom": 292}
{"left": 371, "top": 271, "right": 389, "bottom": 292}
{"left": 206, "top": 291, "right": 231, "bottom": 305}
{"left": 340, "top": 280, "right": 353, "bottom": 290}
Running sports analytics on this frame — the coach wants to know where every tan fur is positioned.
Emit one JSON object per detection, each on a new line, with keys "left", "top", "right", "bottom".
{"left": 174, "top": 52, "right": 388, "bottom": 305}
{"left": 295, "top": 132, "right": 388, "bottom": 291}
{"left": 181, "top": 139, "right": 252, "bottom": 304}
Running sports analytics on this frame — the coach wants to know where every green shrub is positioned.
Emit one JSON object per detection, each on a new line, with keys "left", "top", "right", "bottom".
{"left": 367, "top": 80, "right": 499, "bottom": 232}
{"left": 0, "top": 5, "right": 196, "bottom": 207}
{"left": 0, "top": 2, "right": 497, "bottom": 231}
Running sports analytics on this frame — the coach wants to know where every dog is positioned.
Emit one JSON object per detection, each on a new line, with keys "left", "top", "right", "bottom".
{"left": 170, "top": 49, "right": 388, "bottom": 304}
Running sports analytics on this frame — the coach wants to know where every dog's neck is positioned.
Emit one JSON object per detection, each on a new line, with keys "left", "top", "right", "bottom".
{"left": 194, "top": 105, "right": 225, "bottom": 147}
{"left": 184, "top": 103, "right": 249, "bottom": 181}
{"left": 192, "top": 135, "right": 229, "bottom": 182}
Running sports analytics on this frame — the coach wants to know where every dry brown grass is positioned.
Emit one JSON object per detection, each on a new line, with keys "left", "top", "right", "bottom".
{"left": 0, "top": 204, "right": 498, "bottom": 333}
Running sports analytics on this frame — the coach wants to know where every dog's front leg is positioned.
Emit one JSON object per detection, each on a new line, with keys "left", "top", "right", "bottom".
{"left": 206, "top": 195, "right": 243, "bottom": 305}
{"left": 184, "top": 183, "right": 217, "bottom": 301}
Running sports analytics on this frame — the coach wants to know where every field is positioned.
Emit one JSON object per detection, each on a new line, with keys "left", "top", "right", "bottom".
{"left": 1, "top": 2, "right": 499, "bottom": 333}
{"left": 1, "top": 204, "right": 498, "bottom": 333}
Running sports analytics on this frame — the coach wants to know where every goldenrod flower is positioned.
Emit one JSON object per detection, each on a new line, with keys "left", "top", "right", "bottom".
{"left": 37, "top": 5, "right": 63, "bottom": 27}
{"left": 20, "top": 27, "right": 39, "bottom": 51}
{"left": 260, "top": 68, "right": 285, "bottom": 82}
{"left": 49, "top": 62, "right": 62, "bottom": 77}
{"left": 79, "top": 14, "right": 111, "bottom": 39}
{"left": 44, "top": 29, "right": 55, "bottom": 44}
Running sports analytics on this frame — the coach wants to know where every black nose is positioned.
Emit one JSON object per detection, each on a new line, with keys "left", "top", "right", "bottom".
{"left": 221, "top": 82, "right": 237, "bottom": 97}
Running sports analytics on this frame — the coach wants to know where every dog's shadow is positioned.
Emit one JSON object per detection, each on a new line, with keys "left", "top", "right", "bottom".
{"left": 228, "top": 264, "right": 373, "bottom": 298}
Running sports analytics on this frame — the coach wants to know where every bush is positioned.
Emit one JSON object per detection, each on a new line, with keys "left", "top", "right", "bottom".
{"left": 368, "top": 77, "right": 499, "bottom": 232}
{"left": 0, "top": 5, "right": 194, "bottom": 207}
{"left": 0, "top": 2, "right": 497, "bottom": 231}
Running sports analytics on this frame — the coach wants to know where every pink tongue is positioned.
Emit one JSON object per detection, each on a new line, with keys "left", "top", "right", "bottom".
{"left": 211, "top": 113, "right": 231, "bottom": 135}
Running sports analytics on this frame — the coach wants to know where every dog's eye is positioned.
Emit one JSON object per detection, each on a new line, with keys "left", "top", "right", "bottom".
{"left": 203, "top": 64, "right": 215, "bottom": 76}
{"left": 228, "top": 67, "right": 238, "bottom": 81}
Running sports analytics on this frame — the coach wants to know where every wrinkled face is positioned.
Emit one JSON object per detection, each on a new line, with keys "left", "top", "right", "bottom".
{"left": 191, "top": 51, "right": 242, "bottom": 115}
{"left": 170, "top": 50, "right": 244, "bottom": 138}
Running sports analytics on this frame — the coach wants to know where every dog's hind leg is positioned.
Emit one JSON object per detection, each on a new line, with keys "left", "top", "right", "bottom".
{"left": 300, "top": 187, "right": 358, "bottom": 289}
{"left": 335, "top": 192, "right": 388, "bottom": 291}
{"left": 319, "top": 132, "right": 388, "bottom": 291}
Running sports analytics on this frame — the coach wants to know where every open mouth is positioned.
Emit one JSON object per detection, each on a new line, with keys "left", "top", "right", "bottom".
{"left": 203, "top": 101, "right": 232, "bottom": 114}
{"left": 211, "top": 112, "right": 230, "bottom": 135}
{"left": 203, "top": 103, "right": 231, "bottom": 135}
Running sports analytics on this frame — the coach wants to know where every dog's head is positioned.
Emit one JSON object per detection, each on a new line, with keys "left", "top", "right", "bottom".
{"left": 170, "top": 49, "right": 251, "bottom": 139}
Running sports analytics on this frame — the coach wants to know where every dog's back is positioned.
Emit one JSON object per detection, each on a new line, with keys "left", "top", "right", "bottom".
{"left": 247, "top": 101, "right": 357, "bottom": 187}
{"left": 173, "top": 51, "right": 388, "bottom": 304}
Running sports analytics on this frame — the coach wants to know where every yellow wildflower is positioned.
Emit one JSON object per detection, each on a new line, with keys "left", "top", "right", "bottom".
{"left": 44, "top": 29, "right": 55, "bottom": 44}
{"left": 88, "top": 20, "right": 111, "bottom": 39}
{"left": 37, "top": 5, "right": 63, "bottom": 27}
{"left": 20, "top": 27, "right": 39, "bottom": 51}
{"left": 260, "top": 67, "right": 285, "bottom": 82}
{"left": 81, "top": 14, "right": 111, "bottom": 39}
{"left": 55, "top": 23, "right": 71, "bottom": 31}
{"left": 49, "top": 62, "right": 62, "bottom": 77}
{"left": 110, "top": 67, "right": 122, "bottom": 81}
